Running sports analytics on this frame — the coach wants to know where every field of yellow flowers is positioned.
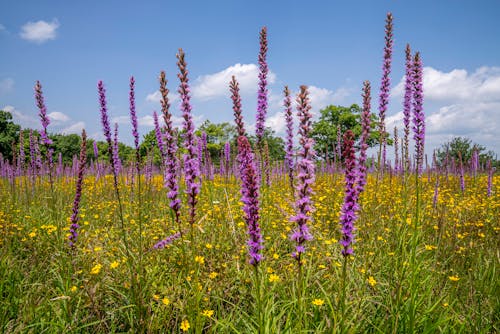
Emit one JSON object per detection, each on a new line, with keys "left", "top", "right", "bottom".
{"left": 0, "top": 171, "right": 498, "bottom": 333}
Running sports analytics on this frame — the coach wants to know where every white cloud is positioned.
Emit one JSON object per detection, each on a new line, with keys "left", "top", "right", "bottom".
{"left": 389, "top": 65, "right": 500, "bottom": 155}
{"left": 192, "top": 63, "right": 277, "bottom": 100}
{"left": 392, "top": 66, "right": 500, "bottom": 102}
{"left": 61, "top": 121, "right": 85, "bottom": 135}
{"left": 0, "top": 78, "right": 14, "bottom": 95}
{"left": 48, "top": 111, "right": 70, "bottom": 123}
{"left": 20, "top": 19, "right": 60, "bottom": 44}
{"left": 145, "top": 90, "right": 179, "bottom": 104}
{"left": 3, "top": 105, "right": 39, "bottom": 127}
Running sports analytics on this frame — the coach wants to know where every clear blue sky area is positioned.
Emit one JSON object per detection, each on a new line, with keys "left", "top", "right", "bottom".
{"left": 1, "top": 0, "right": 500, "bottom": 156}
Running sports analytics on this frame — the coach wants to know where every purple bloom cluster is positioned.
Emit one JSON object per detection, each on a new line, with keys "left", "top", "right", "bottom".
{"left": 177, "top": 49, "right": 200, "bottom": 225}
{"left": 403, "top": 44, "right": 413, "bottom": 169}
{"left": 129, "top": 76, "right": 140, "bottom": 152}
{"left": 159, "top": 71, "right": 181, "bottom": 219}
{"left": 153, "top": 232, "right": 182, "bottom": 249}
{"left": 230, "top": 76, "right": 246, "bottom": 137}
{"left": 238, "top": 136, "right": 263, "bottom": 266}
{"left": 412, "top": 52, "right": 425, "bottom": 175}
{"left": 153, "top": 111, "right": 167, "bottom": 160}
{"left": 283, "top": 86, "right": 294, "bottom": 192}
{"left": 356, "top": 81, "right": 371, "bottom": 196}
{"left": 290, "top": 86, "right": 315, "bottom": 262}
{"left": 255, "top": 27, "right": 268, "bottom": 146}
{"left": 34, "top": 81, "right": 52, "bottom": 146}
{"left": 339, "top": 130, "right": 358, "bottom": 256}
{"left": 69, "top": 129, "right": 87, "bottom": 248}
{"left": 378, "top": 12, "right": 393, "bottom": 169}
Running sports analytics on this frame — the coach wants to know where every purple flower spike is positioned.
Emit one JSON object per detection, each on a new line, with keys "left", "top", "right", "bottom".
{"left": 230, "top": 76, "right": 246, "bottom": 137}
{"left": 255, "top": 26, "right": 268, "bottom": 147}
{"left": 129, "top": 76, "right": 140, "bottom": 151}
{"left": 412, "top": 52, "right": 425, "bottom": 175}
{"left": 159, "top": 71, "right": 181, "bottom": 224}
{"left": 290, "top": 86, "right": 315, "bottom": 264}
{"left": 378, "top": 12, "right": 393, "bottom": 169}
{"left": 238, "top": 136, "right": 263, "bottom": 266}
{"left": 284, "top": 86, "right": 295, "bottom": 193}
{"left": 403, "top": 44, "right": 413, "bottom": 169}
{"left": 68, "top": 129, "right": 87, "bottom": 248}
{"left": 34, "top": 81, "right": 52, "bottom": 146}
{"left": 154, "top": 232, "right": 181, "bottom": 249}
{"left": 177, "top": 49, "right": 200, "bottom": 226}
{"left": 340, "top": 130, "right": 358, "bottom": 257}
{"left": 98, "top": 81, "right": 119, "bottom": 184}
{"left": 356, "top": 81, "right": 371, "bottom": 197}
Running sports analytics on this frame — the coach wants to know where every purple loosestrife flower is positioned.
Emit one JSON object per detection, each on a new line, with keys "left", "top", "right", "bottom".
{"left": 177, "top": 49, "right": 200, "bottom": 226}
{"left": 230, "top": 76, "right": 246, "bottom": 137}
{"left": 34, "top": 81, "right": 52, "bottom": 146}
{"left": 159, "top": 71, "right": 181, "bottom": 221}
{"left": 153, "top": 111, "right": 167, "bottom": 161}
{"left": 356, "top": 81, "right": 371, "bottom": 196}
{"left": 255, "top": 26, "right": 268, "bottom": 147}
{"left": 129, "top": 77, "right": 140, "bottom": 151}
{"left": 339, "top": 130, "right": 358, "bottom": 257}
{"left": 394, "top": 127, "right": 399, "bottom": 173}
{"left": 378, "top": 12, "right": 393, "bottom": 169}
{"left": 113, "top": 123, "right": 121, "bottom": 175}
{"left": 153, "top": 232, "right": 182, "bottom": 249}
{"left": 68, "top": 129, "right": 87, "bottom": 248}
{"left": 93, "top": 141, "right": 99, "bottom": 159}
{"left": 284, "top": 86, "right": 295, "bottom": 193}
{"left": 458, "top": 152, "right": 465, "bottom": 193}
{"left": 403, "top": 44, "right": 413, "bottom": 169}
{"left": 412, "top": 52, "right": 425, "bottom": 175}
{"left": 98, "top": 81, "right": 119, "bottom": 184}
{"left": 238, "top": 136, "right": 263, "bottom": 266}
{"left": 487, "top": 160, "right": 493, "bottom": 197}
{"left": 224, "top": 141, "right": 231, "bottom": 177}
{"left": 290, "top": 86, "right": 315, "bottom": 263}
{"left": 18, "top": 129, "right": 25, "bottom": 174}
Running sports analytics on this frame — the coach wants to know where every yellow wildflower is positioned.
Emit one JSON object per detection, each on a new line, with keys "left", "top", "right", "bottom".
{"left": 312, "top": 299, "right": 324, "bottom": 306}
{"left": 367, "top": 276, "right": 377, "bottom": 287}
{"left": 180, "top": 319, "right": 190, "bottom": 332}
{"left": 268, "top": 274, "right": 280, "bottom": 283}
{"left": 90, "top": 264, "right": 102, "bottom": 275}
{"left": 201, "top": 309, "right": 214, "bottom": 317}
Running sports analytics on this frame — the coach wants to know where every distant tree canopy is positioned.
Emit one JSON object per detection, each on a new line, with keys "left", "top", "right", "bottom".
{"left": 0, "top": 110, "right": 21, "bottom": 161}
{"left": 311, "top": 104, "right": 389, "bottom": 160}
{"left": 436, "top": 137, "right": 498, "bottom": 167}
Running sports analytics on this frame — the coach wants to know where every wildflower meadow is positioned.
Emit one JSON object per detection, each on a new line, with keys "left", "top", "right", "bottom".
{"left": 0, "top": 12, "right": 499, "bottom": 333}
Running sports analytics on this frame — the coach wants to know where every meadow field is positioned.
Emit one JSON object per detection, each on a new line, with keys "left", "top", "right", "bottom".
{"left": 0, "top": 167, "right": 498, "bottom": 333}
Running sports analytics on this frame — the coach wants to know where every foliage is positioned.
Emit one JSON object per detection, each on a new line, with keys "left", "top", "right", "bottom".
{"left": 436, "top": 136, "right": 498, "bottom": 167}
{"left": 311, "top": 104, "right": 389, "bottom": 160}
{"left": 0, "top": 110, "right": 21, "bottom": 161}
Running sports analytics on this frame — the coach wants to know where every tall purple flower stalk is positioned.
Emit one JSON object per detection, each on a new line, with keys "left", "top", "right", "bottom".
{"left": 284, "top": 86, "right": 295, "bottom": 193}
{"left": 356, "top": 81, "right": 372, "bottom": 196}
{"left": 403, "top": 44, "right": 413, "bottom": 170}
{"left": 177, "top": 49, "right": 200, "bottom": 227}
{"left": 129, "top": 77, "right": 139, "bottom": 152}
{"left": 34, "top": 81, "right": 52, "bottom": 146}
{"left": 154, "top": 232, "right": 182, "bottom": 250}
{"left": 290, "top": 86, "right": 315, "bottom": 263}
{"left": 68, "top": 129, "right": 87, "bottom": 248}
{"left": 160, "top": 70, "right": 181, "bottom": 223}
{"left": 153, "top": 111, "right": 167, "bottom": 161}
{"left": 412, "top": 52, "right": 425, "bottom": 175}
{"left": 113, "top": 123, "right": 121, "bottom": 175}
{"left": 230, "top": 76, "right": 246, "bottom": 137}
{"left": 18, "top": 129, "right": 25, "bottom": 175}
{"left": 93, "top": 141, "right": 99, "bottom": 159}
{"left": 255, "top": 26, "right": 268, "bottom": 147}
{"left": 238, "top": 136, "right": 263, "bottom": 266}
{"left": 339, "top": 130, "right": 358, "bottom": 257}
{"left": 378, "top": 12, "right": 393, "bottom": 170}
{"left": 224, "top": 141, "right": 231, "bottom": 177}
{"left": 98, "top": 81, "right": 119, "bottom": 186}
{"left": 394, "top": 127, "right": 399, "bottom": 172}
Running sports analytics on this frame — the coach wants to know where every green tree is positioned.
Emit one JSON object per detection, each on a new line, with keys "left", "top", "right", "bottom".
{"left": 0, "top": 110, "right": 21, "bottom": 161}
{"left": 436, "top": 137, "right": 498, "bottom": 167}
{"left": 196, "top": 121, "right": 237, "bottom": 164}
{"left": 311, "top": 104, "right": 388, "bottom": 160}
{"left": 247, "top": 128, "right": 285, "bottom": 161}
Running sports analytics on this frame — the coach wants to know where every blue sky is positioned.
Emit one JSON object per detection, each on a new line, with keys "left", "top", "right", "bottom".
{"left": 1, "top": 0, "right": 500, "bottom": 158}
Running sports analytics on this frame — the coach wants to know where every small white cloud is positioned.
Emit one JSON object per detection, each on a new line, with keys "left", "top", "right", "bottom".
{"left": 48, "top": 111, "right": 70, "bottom": 123}
{"left": 3, "top": 105, "right": 39, "bottom": 127}
{"left": 61, "top": 121, "right": 85, "bottom": 135}
{"left": 145, "top": 90, "right": 179, "bottom": 104}
{"left": 265, "top": 111, "right": 287, "bottom": 135}
{"left": 392, "top": 66, "right": 500, "bottom": 102}
{"left": 0, "top": 78, "right": 14, "bottom": 95}
{"left": 307, "top": 85, "right": 351, "bottom": 114}
{"left": 0, "top": 24, "right": 7, "bottom": 33}
{"left": 20, "top": 19, "right": 60, "bottom": 44}
{"left": 192, "top": 63, "right": 277, "bottom": 100}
